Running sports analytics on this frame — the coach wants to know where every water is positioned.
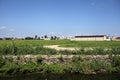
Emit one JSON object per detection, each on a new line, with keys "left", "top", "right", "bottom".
{"left": 0, "top": 73, "right": 120, "bottom": 80}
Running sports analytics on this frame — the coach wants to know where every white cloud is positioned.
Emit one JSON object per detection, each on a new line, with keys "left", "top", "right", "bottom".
{"left": 0, "top": 26, "right": 7, "bottom": 30}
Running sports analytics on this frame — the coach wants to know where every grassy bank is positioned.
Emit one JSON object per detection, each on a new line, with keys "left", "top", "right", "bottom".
{"left": 0, "top": 55, "right": 120, "bottom": 75}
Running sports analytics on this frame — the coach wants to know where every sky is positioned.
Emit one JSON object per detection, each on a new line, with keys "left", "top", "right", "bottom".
{"left": 0, "top": 0, "right": 120, "bottom": 38}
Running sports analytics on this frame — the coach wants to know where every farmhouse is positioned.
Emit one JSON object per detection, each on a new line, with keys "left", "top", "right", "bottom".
{"left": 72, "top": 35, "right": 110, "bottom": 41}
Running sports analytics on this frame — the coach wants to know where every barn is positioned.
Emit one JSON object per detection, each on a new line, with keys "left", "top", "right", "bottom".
{"left": 73, "top": 35, "right": 110, "bottom": 41}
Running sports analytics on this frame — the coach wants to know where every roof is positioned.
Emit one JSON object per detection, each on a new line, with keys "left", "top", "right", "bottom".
{"left": 116, "top": 37, "right": 120, "bottom": 39}
{"left": 75, "top": 35, "right": 106, "bottom": 38}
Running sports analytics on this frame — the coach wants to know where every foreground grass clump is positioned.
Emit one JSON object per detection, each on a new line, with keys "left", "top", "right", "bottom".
{"left": 111, "top": 55, "right": 120, "bottom": 72}
{"left": 70, "top": 56, "right": 112, "bottom": 74}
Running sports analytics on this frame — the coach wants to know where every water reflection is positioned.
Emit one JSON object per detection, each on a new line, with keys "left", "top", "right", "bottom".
{"left": 0, "top": 73, "right": 120, "bottom": 80}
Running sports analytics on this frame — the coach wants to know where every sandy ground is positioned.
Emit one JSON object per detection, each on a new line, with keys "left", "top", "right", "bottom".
{"left": 44, "top": 45, "right": 79, "bottom": 51}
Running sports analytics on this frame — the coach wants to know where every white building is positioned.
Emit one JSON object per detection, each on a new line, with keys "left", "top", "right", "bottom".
{"left": 72, "top": 35, "right": 110, "bottom": 41}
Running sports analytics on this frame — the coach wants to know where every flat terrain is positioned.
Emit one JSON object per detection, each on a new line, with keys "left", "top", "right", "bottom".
{"left": 44, "top": 45, "right": 77, "bottom": 50}
{"left": 0, "top": 40, "right": 120, "bottom": 48}
{"left": 0, "top": 40, "right": 120, "bottom": 55}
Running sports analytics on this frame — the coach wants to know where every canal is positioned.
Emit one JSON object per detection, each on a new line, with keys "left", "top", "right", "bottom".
{"left": 0, "top": 73, "right": 120, "bottom": 80}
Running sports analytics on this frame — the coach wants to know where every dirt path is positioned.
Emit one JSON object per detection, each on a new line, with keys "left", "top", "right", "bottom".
{"left": 44, "top": 45, "right": 79, "bottom": 51}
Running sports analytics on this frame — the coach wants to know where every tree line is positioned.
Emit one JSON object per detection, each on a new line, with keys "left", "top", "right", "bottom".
{"left": 0, "top": 35, "right": 59, "bottom": 40}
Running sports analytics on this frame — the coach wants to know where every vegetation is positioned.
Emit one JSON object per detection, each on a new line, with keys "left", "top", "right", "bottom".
{"left": 0, "top": 40, "right": 120, "bottom": 55}
{"left": 0, "top": 45, "right": 120, "bottom": 55}
{"left": 0, "top": 40, "right": 120, "bottom": 75}
{"left": 0, "top": 40, "right": 120, "bottom": 48}
{"left": 0, "top": 55, "right": 120, "bottom": 75}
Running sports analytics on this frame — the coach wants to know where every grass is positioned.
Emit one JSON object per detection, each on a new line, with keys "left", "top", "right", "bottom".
{"left": 0, "top": 40, "right": 120, "bottom": 74}
{"left": 0, "top": 40, "right": 120, "bottom": 48}
{"left": 0, "top": 40, "right": 120, "bottom": 55}
{"left": 0, "top": 55, "right": 120, "bottom": 75}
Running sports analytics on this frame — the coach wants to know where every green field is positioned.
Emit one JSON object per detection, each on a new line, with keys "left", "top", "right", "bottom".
{"left": 0, "top": 40, "right": 120, "bottom": 55}
{"left": 0, "top": 40, "right": 120, "bottom": 48}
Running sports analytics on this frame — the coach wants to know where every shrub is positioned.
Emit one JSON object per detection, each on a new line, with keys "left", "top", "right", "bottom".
{"left": 77, "top": 48, "right": 85, "bottom": 54}
{"left": 42, "top": 64, "right": 65, "bottom": 73}
{"left": 72, "top": 56, "right": 83, "bottom": 62}
{"left": 70, "top": 61, "right": 91, "bottom": 74}
{"left": 0, "top": 56, "right": 5, "bottom": 68}
{"left": 37, "top": 55, "right": 43, "bottom": 64}
{"left": 90, "top": 61, "right": 110, "bottom": 71}
{"left": 58, "top": 56, "right": 64, "bottom": 62}
{"left": 20, "top": 63, "right": 39, "bottom": 73}
{"left": 35, "top": 47, "right": 57, "bottom": 55}
{"left": 0, "top": 62, "right": 20, "bottom": 74}
{"left": 111, "top": 47, "right": 120, "bottom": 55}
{"left": 59, "top": 50, "right": 73, "bottom": 55}
{"left": 111, "top": 55, "right": 120, "bottom": 69}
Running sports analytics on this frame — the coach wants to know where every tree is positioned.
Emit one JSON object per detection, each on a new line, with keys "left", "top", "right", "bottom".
{"left": 35, "top": 35, "right": 38, "bottom": 40}
{"left": 41, "top": 36, "right": 44, "bottom": 39}
{"left": 44, "top": 35, "right": 48, "bottom": 38}
{"left": 51, "top": 36, "right": 54, "bottom": 40}
{"left": 25, "top": 37, "right": 34, "bottom": 40}
{"left": 38, "top": 37, "right": 40, "bottom": 40}
{"left": 54, "top": 36, "right": 57, "bottom": 40}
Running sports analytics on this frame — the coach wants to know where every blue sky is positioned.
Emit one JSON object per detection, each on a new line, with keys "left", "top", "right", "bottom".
{"left": 0, "top": 0, "right": 120, "bottom": 38}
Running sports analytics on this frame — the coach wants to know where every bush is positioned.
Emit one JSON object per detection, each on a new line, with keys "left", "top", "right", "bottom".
{"left": 111, "top": 55, "right": 120, "bottom": 69}
{"left": 0, "top": 56, "right": 5, "bottom": 68}
{"left": 90, "top": 61, "right": 110, "bottom": 71}
{"left": 70, "top": 60, "right": 112, "bottom": 74}
{"left": 59, "top": 50, "right": 73, "bottom": 55}
{"left": 37, "top": 55, "right": 43, "bottom": 64}
{"left": 111, "top": 47, "right": 120, "bottom": 55}
{"left": 42, "top": 64, "right": 65, "bottom": 73}
{"left": 0, "top": 62, "right": 20, "bottom": 74}
{"left": 72, "top": 56, "right": 83, "bottom": 62}
{"left": 58, "top": 56, "right": 64, "bottom": 62}
{"left": 20, "top": 63, "right": 39, "bottom": 73}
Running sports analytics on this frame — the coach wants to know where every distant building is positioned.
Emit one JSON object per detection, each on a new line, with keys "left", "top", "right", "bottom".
{"left": 72, "top": 35, "right": 110, "bottom": 41}
{"left": 43, "top": 38, "right": 50, "bottom": 40}
{"left": 112, "top": 37, "right": 120, "bottom": 41}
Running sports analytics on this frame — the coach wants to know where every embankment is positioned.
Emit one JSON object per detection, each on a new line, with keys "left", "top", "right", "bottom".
{"left": 0, "top": 55, "right": 120, "bottom": 75}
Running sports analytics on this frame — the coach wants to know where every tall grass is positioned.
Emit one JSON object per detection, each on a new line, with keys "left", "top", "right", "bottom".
{"left": 0, "top": 44, "right": 120, "bottom": 55}
{"left": 0, "top": 55, "right": 120, "bottom": 75}
{"left": 0, "top": 40, "right": 120, "bottom": 48}
{"left": 0, "top": 40, "right": 120, "bottom": 55}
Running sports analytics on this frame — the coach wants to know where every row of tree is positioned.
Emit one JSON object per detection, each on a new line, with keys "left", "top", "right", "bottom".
{"left": 0, "top": 35, "right": 59, "bottom": 40}
{"left": 25, "top": 35, "right": 59, "bottom": 40}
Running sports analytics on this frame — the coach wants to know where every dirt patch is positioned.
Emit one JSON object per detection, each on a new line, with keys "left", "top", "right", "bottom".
{"left": 44, "top": 45, "right": 79, "bottom": 51}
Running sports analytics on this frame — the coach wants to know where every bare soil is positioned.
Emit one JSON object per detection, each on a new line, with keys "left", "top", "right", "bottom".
{"left": 44, "top": 45, "right": 79, "bottom": 51}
